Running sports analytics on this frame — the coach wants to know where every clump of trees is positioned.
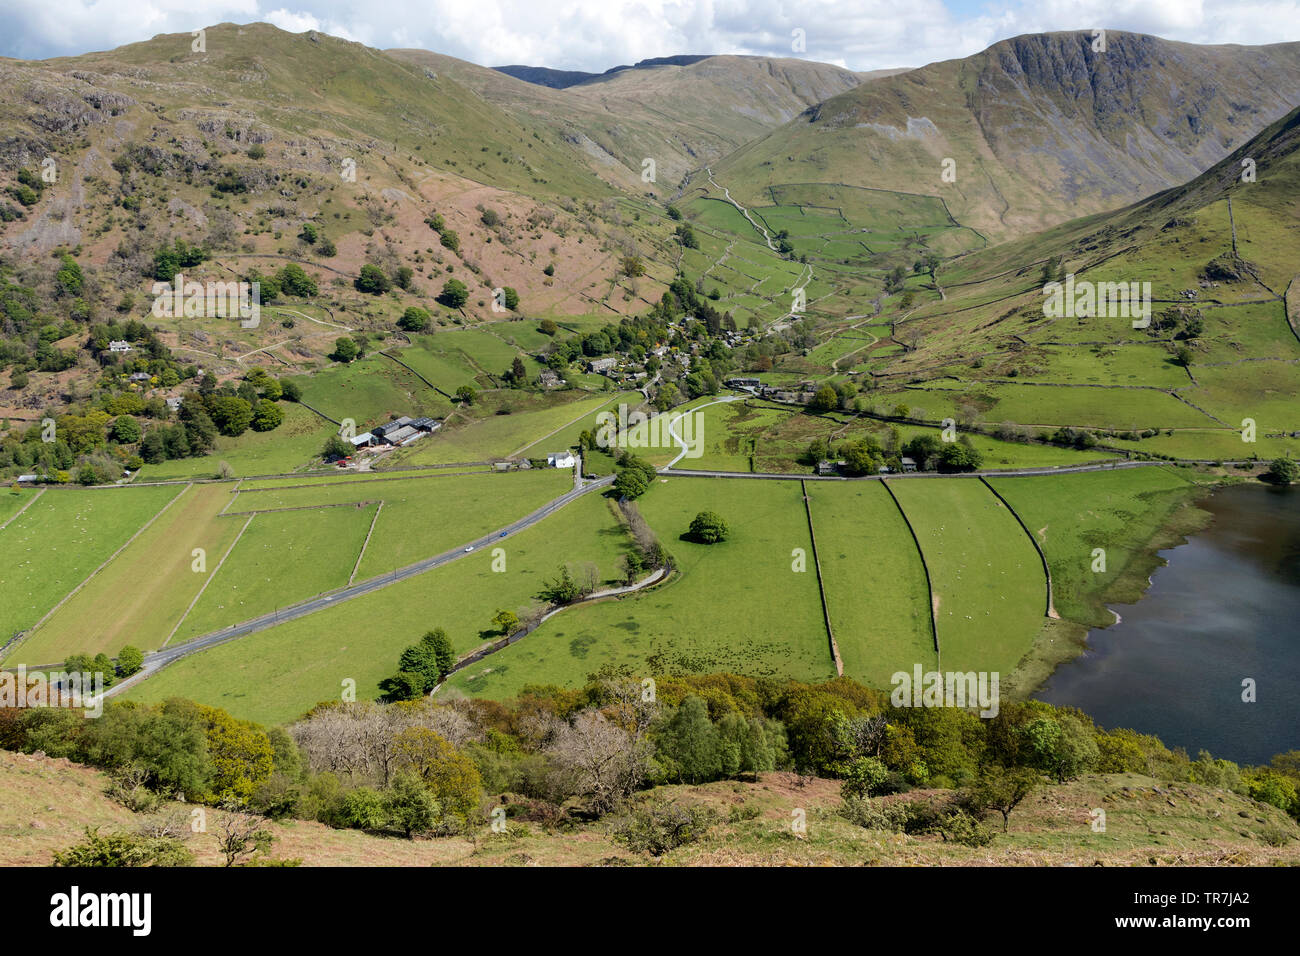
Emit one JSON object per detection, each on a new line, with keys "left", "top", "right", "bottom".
{"left": 439, "top": 279, "right": 469, "bottom": 309}
{"left": 2, "top": 364, "right": 293, "bottom": 483}
{"left": 381, "top": 628, "right": 457, "bottom": 700}
{"left": 612, "top": 452, "right": 658, "bottom": 500}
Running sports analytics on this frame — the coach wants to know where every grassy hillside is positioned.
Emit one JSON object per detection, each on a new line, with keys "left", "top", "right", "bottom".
{"left": 5, "top": 745, "right": 1297, "bottom": 867}
{"left": 761, "top": 103, "right": 1300, "bottom": 465}
{"left": 387, "top": 50, "right": 865, "bottom": 192}
{"left": 714, "top": 31, "right": 1300, "bottom": 241}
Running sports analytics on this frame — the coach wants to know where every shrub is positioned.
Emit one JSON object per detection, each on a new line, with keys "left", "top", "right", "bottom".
{"left": 354, "top": 264, "right": 391, "bottom": 295}
{"left": 612, "top": 801, "right": 719, "bottom": 856}
{"left": 52, "top": 827, "right": 194, "bottom": 867}
{"left": 334, "top": 787, "right": 387, "bottom": 830}
{"left": 1266, "top": 458, "right": 1297, "bottom": 485}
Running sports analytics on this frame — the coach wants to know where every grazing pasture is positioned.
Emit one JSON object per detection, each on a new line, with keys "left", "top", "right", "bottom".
{"left": 448, "top": 477, "right": 834, "bottom": 700}
{"left": 0, "top": 485, "right": 182, "bottom": 651}
{"left": 8, "top": 483, "right": 243, "bottom": 664}
{"left": 805, "top": 481, "right": 936, "bottom": 684}
{"left": 888, "top": 478, "right": 1046, "bottom": 675}
{"left": 987, "top": 467, "right": 1202, "bottom": 628}
{"left": 170, "top": 503, "right": 378, "bottom": 644}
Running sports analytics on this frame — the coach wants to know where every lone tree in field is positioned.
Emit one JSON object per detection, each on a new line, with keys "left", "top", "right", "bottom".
{"left": 329, "top": 336, "right": 359, "bottom": 363}
{"left": 688, "top": 511, "right": 728, "bottom": 544}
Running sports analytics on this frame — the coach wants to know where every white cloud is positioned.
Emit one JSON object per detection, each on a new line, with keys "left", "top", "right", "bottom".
{"left": 0, "top": 0, "right": 1296, "bottom": 70}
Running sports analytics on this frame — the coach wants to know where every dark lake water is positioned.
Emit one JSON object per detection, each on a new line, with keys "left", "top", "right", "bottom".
{"left": 1036, "top": 482, "right": 1300, "bottom": 766}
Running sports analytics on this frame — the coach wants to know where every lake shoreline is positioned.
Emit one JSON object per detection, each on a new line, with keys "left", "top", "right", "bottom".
{"left": 1005, "top": 471, "right": 1225, "bottom": 699}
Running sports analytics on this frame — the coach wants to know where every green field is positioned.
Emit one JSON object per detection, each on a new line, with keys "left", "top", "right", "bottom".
{"left": 224, "top": 469, "right": 570, "bottom": 579}
{"left": 0, "top": 486, "right": 35, "bottom": 526}
{"left": 805, "top": 481, "right": 935, "bottom": 685}
{"left": 987, "top": 466, "right": 1202, "bottom": 628}
{"left": 903, "top": 383, "right": 1220, "bottom": 430}
{"left": 888, "top": 478, "right": 1046, "bottom": 675}
{"left": 290, "top": 352, "right": 452, "bottom": 428}
{"left": 0, "top": 485, "right": 182, "bottom": 651}
{"left": 7, "top": 483, "right": 244, "bottom": 664}
{"left": 170, "top": 504, "right": 377, "bottom": 643}
{"left": 448, "top": 477, "right": 836, "bottom": 699}
{"left": 125, "top": 490, "right": 632, "bottom": 725}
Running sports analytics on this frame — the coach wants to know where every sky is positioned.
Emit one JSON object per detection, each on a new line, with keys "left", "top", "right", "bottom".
{"left": 0, "top": 0, "right": 1298, "bottom": 72}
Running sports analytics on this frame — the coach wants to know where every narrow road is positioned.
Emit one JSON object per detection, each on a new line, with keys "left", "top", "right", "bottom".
{"left": 103, "top": 474, "right": 616, "bottom": 697}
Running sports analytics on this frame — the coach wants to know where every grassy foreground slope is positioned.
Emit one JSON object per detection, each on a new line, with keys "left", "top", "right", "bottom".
{"left": 4, "top": 749, "right": 1297, "bottom": 867}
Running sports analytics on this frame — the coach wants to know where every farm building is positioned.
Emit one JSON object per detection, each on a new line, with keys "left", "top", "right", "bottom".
{"left": 349, "top": 433, "right": 374, "bottom": 449}
{"left": 539, "top": 370, "right": 563, "bottom": 388}
{"left": 725, "top": 377, "right": 761, "bottom": 390}
{"left": 369, "top": 415, "right": 440, "bottom": 447}
{"left": 371, "top": 416, "right": 413, "bottom": 440}
{"left": 547, "top": 451, "right": 577, "bottom": 468}
{"left": 383, "top": 425, "right": 421, "bottom": 446}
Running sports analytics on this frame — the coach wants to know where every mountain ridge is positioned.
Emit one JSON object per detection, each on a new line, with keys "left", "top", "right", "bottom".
{"left": 713, "top": 30, "right": 1300, "bottom": 240}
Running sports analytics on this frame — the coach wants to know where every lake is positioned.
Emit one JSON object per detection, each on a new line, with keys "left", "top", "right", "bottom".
{"left": 1036, "top": 482, "right": 1300, "bottom": 766}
